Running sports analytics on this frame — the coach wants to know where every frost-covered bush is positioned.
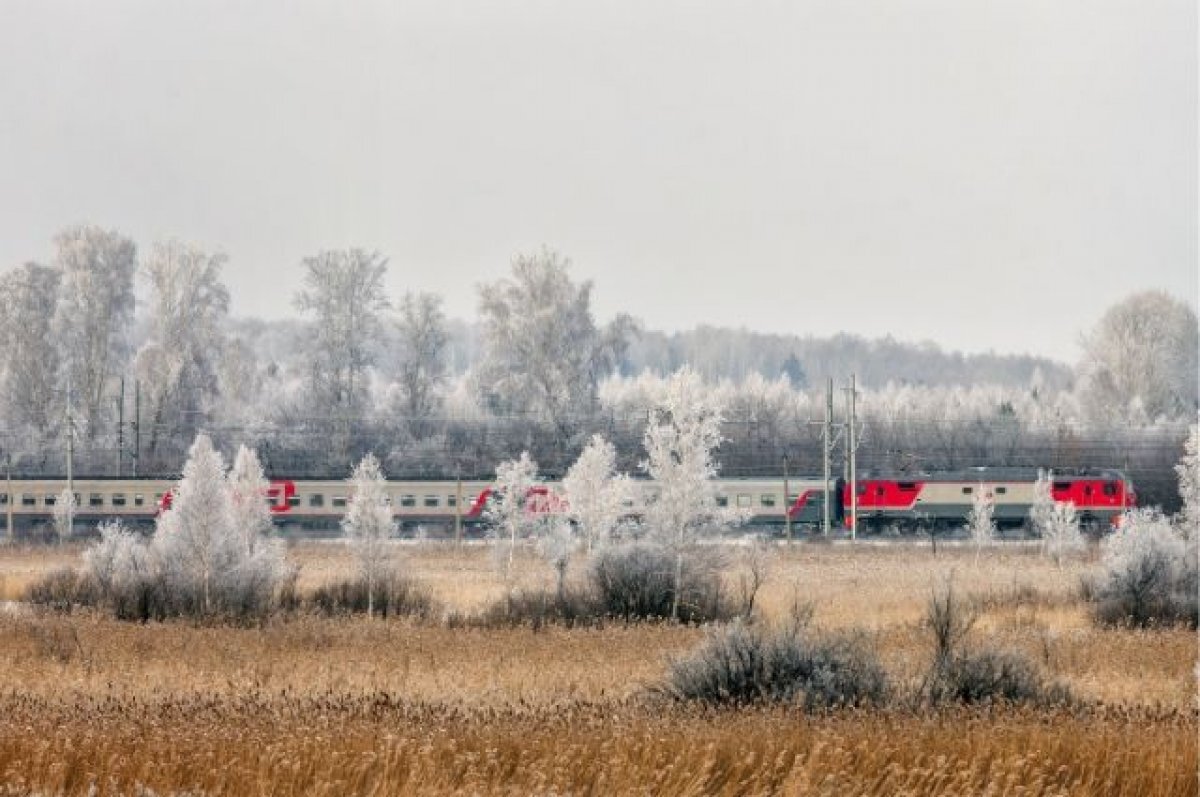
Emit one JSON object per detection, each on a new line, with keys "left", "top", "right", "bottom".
{"left": 966, "top": 484, "right": 995, "bottom": 553}
{"left": 342, "top": 453, "right": 396, "bottom": 616}
{"left": 1089, "top": 509, "right": 1196, "bottom": 628}
{"left": 662, "top": 622, "right": 889, "bottom": 709}
{"left": 56, "top": 436, "right": 293, "bottom": 621}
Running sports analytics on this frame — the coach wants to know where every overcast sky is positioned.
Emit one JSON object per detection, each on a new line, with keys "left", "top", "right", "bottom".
{"left": 0, "top": 0, "right": 1194, "bottom": 362}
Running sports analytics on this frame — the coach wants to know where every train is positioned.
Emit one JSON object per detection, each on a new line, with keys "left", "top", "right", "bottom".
{"left": 0, "top": 467, "right": 1136, "bottom": 536}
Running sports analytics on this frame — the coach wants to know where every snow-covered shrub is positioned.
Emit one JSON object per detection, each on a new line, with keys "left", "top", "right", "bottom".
{"left": 662, "top": 621, "right": 889, "bottom": 709}
{"left": 1088, "top": 509, "right": 1196, "bottom": 628}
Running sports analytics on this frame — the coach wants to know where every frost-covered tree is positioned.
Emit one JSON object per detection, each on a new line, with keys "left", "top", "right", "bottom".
{"left": 1029, "top": 470, "right": 1056, "bottom": 538}
{"left": 294, "top": 249, "right": 390, "bottom": 417}
{"left": 136, "top": 240, "right": 231, "bottom": 458}
{"left": 537, "top": 519, "right": 576, "bottom": 601}
{"left": 83, "top": 520, "right": 151, "bottom": 599}
{"left": 154, "top": 434, "right": 239, "bottom": 614}
{"left": 1175, "top": 423, "right": 1199, "bottom": 537}
{"left": 342, "top": 453, "right": 395, "bottom": 616}
{"left": 0, "top": 263, "right": 61, "bottom": 432}
{"left": 967, "top": 484, "right": 995, "bottom": 555}
{"left": 486, "top": 451, "right": 541, "bottom": 580}
{"left": 1079, "top": 291, "right": 1199, "bottom": 424}
{"left": 393, "top": 291, "right": 448, "bottom": 425}
{"left": 228, "top": 445, "right": 273, "bottom": 556}
{"left": 1041, "top": 500, "right": 1084, "bottom": 566}
{"left": 641, "top": 368, "right": 743, "bottom": 618}
{"left": 52, "top": 225, "right": 137, "bottom": 439}
{"left": 563, "top": 435, "right": 633, "bottom": 552}
{"left": 51, "top": 488, "right": 76, "bottom": 544}
{"left": 476, "top": 248, "right": 637, "bottom": 434}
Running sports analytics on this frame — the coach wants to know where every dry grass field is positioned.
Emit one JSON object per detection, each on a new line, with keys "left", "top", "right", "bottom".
{"left": 0, "top": 539, "right": 1195, "bottom": 795}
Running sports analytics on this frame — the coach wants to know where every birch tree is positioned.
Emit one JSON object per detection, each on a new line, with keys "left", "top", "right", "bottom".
{"left": 342, "top": 453, "right": 395, "bottom": 616}
{"left": 393, "top": 291, "right": 448, "bottom": 422}
{"left": 486, "top": 451, "right": 540, "bottom": 581}
{"left": 136, "top": 240, "right": 231, "bottom": 458}
{"left": 476, "top": 248, "right": 636, "bottom": 435}
{"left": 294, "top": 249, "right": 389, "bottom": 418}
{"left": 1041, "top": 500, "right": 1084, "bottom": 566}
{"left": 967, "top": 484, "right": 995, "bottom": 557}
{"left": 228, "top": 445, "right": 273, "bottom": 556}
{"left": 641, "top": 368, "right": 742, "bottom": 619}
{"left": 562, "top": 434, "right": 632, "bottom": 552}
{"left": 53, "top": 225, "right": 137, "bottom": 438}
{"left": 1175, "top": 423, "right": 1199, "bottom": 538}
{"left": 154, "top": 434, "right": 239, "bottom": 615}
{"left": 0, "top": 263, "right": 61, "bottom": 432}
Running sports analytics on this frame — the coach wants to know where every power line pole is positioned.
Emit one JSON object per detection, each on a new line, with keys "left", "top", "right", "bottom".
{"left": 5, "top": 453, "right": 12, "bottom": 543}
{"left": 823, "top": 378, "right": 833, "bottom": 537}
{"left": 66, "top": 377, "right": 75, "bottom": 539}
{"left": 117, "top": 377, "right": 125, "bottom": 477}
{"left": 783, "top": 453, "right": 792, "bottom": 544}
{"left": 844, "top": 374, "right": 858, "bottom": 542}
{"left": 132, "top": 380, "right": 140, "bottom": 478}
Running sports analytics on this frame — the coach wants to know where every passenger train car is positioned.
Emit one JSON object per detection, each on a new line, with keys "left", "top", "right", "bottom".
{"left": 0, "top": 468, "right": 1134, "bottom": 535}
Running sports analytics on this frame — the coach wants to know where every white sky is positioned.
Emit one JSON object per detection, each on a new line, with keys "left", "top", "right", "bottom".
{"left": 0, "top": 0, "right": 1195, "bottom": 362}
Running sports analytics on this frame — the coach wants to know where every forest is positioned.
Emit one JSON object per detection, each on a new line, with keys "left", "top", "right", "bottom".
{"left": 1, "top": 225, "right": 1196, "bottom": 507}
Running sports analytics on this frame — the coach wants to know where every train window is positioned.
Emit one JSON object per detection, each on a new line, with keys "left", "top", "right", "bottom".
{"left": 1053, "top": 482, "right": 1070, "bottom": 492}
{"left": 89, "top": 493, "right": 103, "bottom": 507}
{"left": 111, "top": 494, "right": 126, "bottom": 506}
{"left": 786, "top": 493, "right": 800, "bottom": 505}
{"left": 21, "top": 494, "right": 35, "bottom": 506}
{"left": 0, "top": 494, "right": 7, "bottom": 505}
{"left": 447, "top": 495, "right": 457, "bottom": 508}
{"left": 43, "top": 494, "right": 56, "bottom": 506}
{"left": 424, "top": 495, "right": 439, "bottom": 507}
{"left": 287, "top": 496, "right": 301, "bottom": 507}
{"left": 1103, "top": 482, "right": 1118, "bottom": 497}
{"left": 876, "top": 486, "right": 885, "bottom": 497}
{"left": 995, "top": 487, "right": 1007, "bottom": 495}
{"left": 134, "top": 495, "right": 144, "bottom": 507}
{"left": 737, "top": 494, "right": 752, "bottom": 508}
{"left": 263, "top": 497, "right": 275, "bottom": 508}
{"left": 898, "top": 482, "right": 917, "bottom": 491}
{"left": 154, "top": 493, "right": 163, "bottom": 503}
{"left": 400, "top": 495, "right": 416, "bottom": 508}
{"left": 760, "top": 494, "right": 776, "bottom": 507}
{"left": 962, "top": 487, "right": 973, "bottom": 495}
{"left": 856, "top": 484, "right": 867, "bottom": 495}
{"left": 1083, "top": 485, "right": 1093, "bottom": 496}
{"left": 716, "top": 496, "right": 728, "bottom": 508}
{"left": 332, "top": 496, "right": 347, "bottom": 508}
{"left": 309, "top": 494, "right": 324, "bottom": 507}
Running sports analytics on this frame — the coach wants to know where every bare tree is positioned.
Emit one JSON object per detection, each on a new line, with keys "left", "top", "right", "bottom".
{"left": 53, "top": 225, "right": 137, "bottom": 439}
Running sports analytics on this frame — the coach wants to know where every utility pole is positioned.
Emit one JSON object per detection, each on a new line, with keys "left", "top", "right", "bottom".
{"left": 132, "top": 380, "right": 140, "bottom": 478}
{"left": 843, "top": 374, "right": 858, "bottom": 542}
{"left": 823, "top": 378, "right": 833, "bottom": 537}
{"left": 782, "top": 453, "right": 792, "bottom": 543}
{"left": 454, "top": 468, "right": 463, "bottom": 546}
{"left": 66, "top": 377, "right": 75, "bottom": 539}
{"left": 116, "top": 377, "right": 125, "bottom": 477}
{"left": 5, "top": 453, "right": 12, "bottom": 543}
